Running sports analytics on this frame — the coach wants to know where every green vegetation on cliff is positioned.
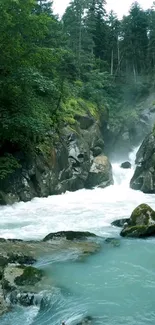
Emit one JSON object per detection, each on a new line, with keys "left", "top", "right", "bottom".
{"left": 0, "top": 0, "right": 155, "bottom": 178}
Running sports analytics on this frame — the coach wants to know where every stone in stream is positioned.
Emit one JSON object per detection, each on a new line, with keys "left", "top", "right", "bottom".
{"left": 0, "top": 232, "right": 101, "bottom": 316}
{"left": 76, "top": 316, "right": 93, "bottom": 325}
{"left": 43, "top": 231, "right": 97, "bottom": 241}
{"left": 111, "top": 218, "right": 130, "bottom": 228}
{"left": 120, "top": 161, "right": 131, "bottom": 169}
{"left": 120, "top": 203, "right": 155, "bottom": 238}
{"left": 104, "top": 238, "right": 120, "bottom": 247}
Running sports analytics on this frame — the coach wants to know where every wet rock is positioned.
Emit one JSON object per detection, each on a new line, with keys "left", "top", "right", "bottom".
{"left": 104, "top": 238, "right": 120, "bottom": 247}
{"left": 111, "top": 218, "right": 130, "bottom": 228}
{"left": 7, "top": 254, "right": 36, "bottom": 265}
{"left": 14, "top": 266, "right": 43, "bottom": 286}
{"left": 1, "top": 264, "right": 44, "bottom": 308}
{"left": 43, "top": 231, "right": 96, "bottom": 242}
{"left": 0, "top": 233, "right": 101, "bottom": 315}
{"left": 86, "top": 155, "right": 113, "bottom": 189}
{"left": 76, "top": 316, "right": 93, "bottom": 325}
{"left": 130, "top": 133, "right": 155, "bottom": 193}
{"left": 120, "top": 161, "right": 131, "bottom": 169}
{"left": 9, "top": 291, "right": 35, "bottom": 306}
{"left": 0, "top": 285, "right": 10, "bottom": 316}
{"left": 120, "top": 203, "right": 155, "bottom": 238}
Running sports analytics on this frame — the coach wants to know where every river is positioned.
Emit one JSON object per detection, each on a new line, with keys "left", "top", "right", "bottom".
{"left": 1, "top": 147, "right": 155, "bottom": 325}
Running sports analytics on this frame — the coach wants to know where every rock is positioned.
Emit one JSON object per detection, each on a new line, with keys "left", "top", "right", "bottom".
{"left": 120, "top": 161, "right": 131, "bottom": 169}
{"left": 2, "top": 264, "right": 44, "bottom": 307}
{"left": 130, "top": 133, "right": 155, "bottom": 193}
{"left": 92, "top": 146, "right": 102, "bottom": 157}
{"left": 0, "top": 233, "right": 101, "bottom": 315}
{"left": 75, "top": 114, "right": 94, "bottom": 129}
{"left": 120, "top": 203, "right": 155, "bottom": 238}
{"left": 7, "top": 254, "right": 36, "bottom": 265}
{"left": 0, "top": 285, "right": 10, "bottom": 316}
{"left": 104, "top": 238, "right": 120, "bottom": 247}
{"left": 76, "top": 316, "right": 93, "bottom": 325}
{"left": 0, "top": 114, "right": 112, "bottom": 205}
{"left": 43, "top": 231, "right": 96, "bottom": 242}
{"left": 14, "top": 266, "right": 43, "bottom": 286}
{"left": 111, "top": 218, "right": 130, "bottom": 228}
{"left": 86, "top": 155, "right": 113, "bottom": 189}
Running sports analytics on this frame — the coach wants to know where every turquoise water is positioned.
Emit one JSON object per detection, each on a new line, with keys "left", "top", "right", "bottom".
{"left": 1, "top": 149, "right": 155, "bottom": 325}
{"left": 1, "top": 239, "right": 155, "bottom": 325}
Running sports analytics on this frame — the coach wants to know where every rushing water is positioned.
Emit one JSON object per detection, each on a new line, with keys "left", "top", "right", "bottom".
{"left": 1, "top": 147, "right": 155, "bottom": 325}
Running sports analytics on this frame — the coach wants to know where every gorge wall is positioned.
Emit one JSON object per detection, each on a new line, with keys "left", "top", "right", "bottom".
{"left": 0, "top": 114, "right": 113, "bottom": 205}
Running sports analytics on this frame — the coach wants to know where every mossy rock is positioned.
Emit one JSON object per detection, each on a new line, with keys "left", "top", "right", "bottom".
{"left": 129, "top": 204, "right": 155, "bottom": 226}
{"left": 43, "top": 231, "right": 96, "bottom": 242}
{"left": 104, "top": 238, "right": 120, "bottom": 247}
{"left": 0, "top": 256, "right": 8, "bottom": 267}
{"left": 120, "top": 225, "right": 155, "bottom": 238}
{"left": 76, "top": 316, "right": 93, "bottom": 325}
{"left": 8, "top": 254, "right": 36, "bottom": 265}
{"left": 111, "top": 218, "right": 129, "bottom": 228}
{"left": 120, "top": 204, "right": 155, "bottom": 238}
{"left": 14, "top": 266, "right": 43, "bottom": 286}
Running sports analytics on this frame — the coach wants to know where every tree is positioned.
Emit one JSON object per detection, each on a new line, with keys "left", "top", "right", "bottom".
{"left": 120, "top": 2, "right": 148, "bottom": 80}
{"left": 0, "top": 0, "right": 63, "bottom": 153}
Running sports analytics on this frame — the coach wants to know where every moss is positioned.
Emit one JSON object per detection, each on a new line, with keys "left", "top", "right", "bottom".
{"left": 130, "top": 204, "right": 155, "bottom": 225}
{"left": 0, "top": 154, "right": 21, "bottom": 180}
{"left": 62, "top": 97, "right": 99, "bottom": 125}
{"left": 43, "top": 231, "right": 96, "bottom": 241}
{"left": 14, "top": 266, "right": 43, "bottom": 286}
{"left": 8, "top": 254, "right": 36, "bottom": 265}
{"left": 120, "top": 225, "right": 147, "bottom": 238}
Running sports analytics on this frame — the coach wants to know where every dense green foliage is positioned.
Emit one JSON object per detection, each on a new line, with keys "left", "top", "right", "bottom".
{"left": 0, "top": 0, "right": 155, "bottom": 178}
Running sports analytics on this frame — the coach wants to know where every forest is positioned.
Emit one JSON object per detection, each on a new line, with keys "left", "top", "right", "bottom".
{"left": 0, "top": 0, "right": 155, "bottom": 178}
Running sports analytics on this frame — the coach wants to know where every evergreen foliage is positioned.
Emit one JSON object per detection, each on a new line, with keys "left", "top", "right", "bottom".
{"left": 0, "top": 0, "right": 155, "bottom": 177}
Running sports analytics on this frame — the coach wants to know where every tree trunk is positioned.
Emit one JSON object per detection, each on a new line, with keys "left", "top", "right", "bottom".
{"left": 110, "top": 49, "right": 114, "bottom": 75}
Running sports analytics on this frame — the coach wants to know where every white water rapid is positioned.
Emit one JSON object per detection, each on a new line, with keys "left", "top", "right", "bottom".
{"left": 1, "top": 146, "right": 155, "bottom": 325}
{"left": 0, "top": 146, "right": 155, "bottom": 240}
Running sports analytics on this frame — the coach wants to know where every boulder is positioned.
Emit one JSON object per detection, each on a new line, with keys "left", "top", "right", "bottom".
{"left": 130, "top": 133, "right": 155, "bottom": 193}
{"left": 120, "top": 161, "right": 131, "bottom": 169}
{"left": 104, "top": 238, "right": 120, "bottom": 247}
{"left": 120, "top": 204, "right": 155, "bottom": 238}
{"left": 111, "top": 218, "right": 130, "bottom": 228}
{"left": 2, "top": 264, "right": 44, "bottom": 307}
{"left": 0, "top": 285, "right": 10, "bottom": 316}
{"left": 43, "top": 231, "right": 96, "bottom": 242}
{"left": 76, "top": 316, "right": 93, "bottom": 325}
{"left": 86, "top": 155, "right": 114, "bottom": 189}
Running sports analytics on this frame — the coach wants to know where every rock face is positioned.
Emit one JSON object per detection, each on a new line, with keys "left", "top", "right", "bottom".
{"left": 130, "top": 132, "right": 155, "bottom": 193}
{"left": 0, "top": 116, "right": 113, "bottom": 205}
{"left": 85, "top": 155, "right": 113, "bottom": 189}
{"left": 120, "top": 161, "right": 131, "bottom": 169}
{"left": 111, "top": 218, "right": 130, "bottom": 228}
{"left": 120, "top": 204, "right": 155, "bottom": 238}
{"left": 104, "top": 94, "right": 155, "bottom": 161}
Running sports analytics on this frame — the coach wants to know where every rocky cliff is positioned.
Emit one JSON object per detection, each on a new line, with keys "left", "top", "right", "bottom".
{"left": 0, "top": 114, "right": 113, "bottom": 205}
{"left": 104, "top": 94, "right": 155, "bottom": 160}
{"left": 130, "top": 131, "right": 155, "bottom": 193}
